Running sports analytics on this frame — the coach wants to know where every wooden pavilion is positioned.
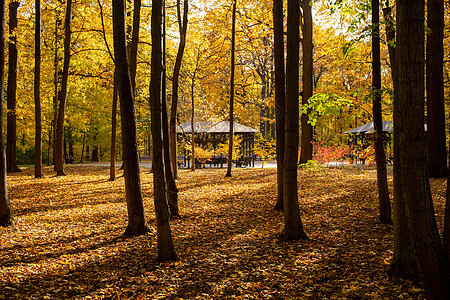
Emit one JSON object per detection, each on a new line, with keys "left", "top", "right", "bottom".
{"left": 176, "top": 121, "right": 258, "bottom": 167}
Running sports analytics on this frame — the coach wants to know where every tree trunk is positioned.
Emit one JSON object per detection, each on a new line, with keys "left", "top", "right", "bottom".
{"left": 396, "top": 0, "right": 450, "bottom": 298}
{"left": 6, "top": 1, "right": 20, "bottom": 173}
{"left": 226, "top": 0, "right": 236, "bottom": 178}
{"left": 112, "top": 0, "right": 150, "bottom": 237}
{"left": 382, "top": 0, "right": 419, "bottom": 279}
{"left": 299, "top": 0, "right": 313, "bottom": 165}
{"left": 55, "top": 0, "right": 73, "bottom": 176}
{"left": 162, "top": 6, "right": 179, "bottom": 217}
{"left": 283, "top": 0, "right": 307, "bottom": 240}
{"left": 150, "top": 0, "right": 177, "bottom": 261}
{"left": 34, "top": 0, "right": 43, "bottom": 178}
{"left": 110, "top": 71, "right": 118, "bottom": 181}
{"left": 0, "top": 0, "right": 11, "bottom": 227}
{"left": 52, "top": 14, "right": 60, "bottom": 167}
{"left": 426, "top": 0, "right": 446, "bottom": 178}
{"left": 129, "top": 0, "right": 141, "bottom": 93}
{"left": 372, "top": 0, "right": 391, "bottom": 224}
{"left": 170, "top": 0, "right": 188, "bottom": 179}
{"left": 190, "top": 79, "right": 195, "bottom": 172}
{"left": 273, "top": 0, "right": 285, "bottom": 211}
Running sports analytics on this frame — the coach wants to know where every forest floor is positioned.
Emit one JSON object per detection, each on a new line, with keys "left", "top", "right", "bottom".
{"left": 1, "top": 164, "right": 445, "bottom": 299}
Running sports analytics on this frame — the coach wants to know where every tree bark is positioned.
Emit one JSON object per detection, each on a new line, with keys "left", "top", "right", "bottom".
{"left": 34, "top": 0, "right": 43, "bottom": 178}
{"left": 129, "top": 0, "right": 141, "bottom": 93}
{"left": 283, "top": 0, "right": 307, "bottom": 240}
{"left": 372, "top": 0, "right": 391, "bottom": 224}
{"left": 273, "top": 0, "right": 285, "bottom": 211}
{"left": 162, "top": 5, "right": 179, "bottom": 217}
{"left": 426, "top": 0, "right": 446, "bottom": 178}
{"left": 6, "top": 1, "right": 21, "bottom": 173}
{"left": 112, "top": 0, "right": 150, "bottom": 237}
{"left": 396, "top": 0, "right": 450, "bottom": 298}
{"left": 110, "top": 70, "right": 118, "bottom": 181}
{"left": 226, "top": 0, "right": 237, "bottom": 178}
{"left": 55, "top": 0, "right": 73, "bottom": 176}
{"left": 150, "top": 0, "right": 177, "bottom": 261}
{"left": 0, "top": 0, "right": 11, "bottom": 227}
{"left": 170, "top": 0, "right": 188, "bottom": 179}
{"left": 299, "top": 0, "right": 313, "bottom": 165}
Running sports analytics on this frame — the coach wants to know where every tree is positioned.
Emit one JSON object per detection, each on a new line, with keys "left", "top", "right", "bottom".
{"left": 372, "top": 0, "right": 391, "bottom": 224}
{"left": 298, "top": 0, "right": 313, "bottom": 165}
{"left": 150, "top": 0, "right": 177, "bottom": 261}
{"left": 383, "top": 0, "right": 418, "bottom": 279}
{"left": 226, "top": 0, "right": 237, "bottom": 178}
{"left": 6, "top": 1, "right": 21, "bottom": 173}
{"left": 426, "top": 0, "right": 446, "bottom": 178}
{"left": 54, "top": 0, "right": 73, "bottom": 176}
{"left": 112, "top": 0, "right": 151, "bottom": 237}
{"left": 0, "top": 0, "right": 11, "bottom": 227}
{"left": 273, "top": 0, "right": 285, "bottom": 211}
{"left": 283, "top": 0, "right": 307, "bottom": 240}
{"left": 170, "top": 0, "right": 188, "bottom": 179}
{"left": 34, "top": 0, "right": 43, "bottom": 178}
{"left": 395, "top": 0, "right": 450, "bottom": 297}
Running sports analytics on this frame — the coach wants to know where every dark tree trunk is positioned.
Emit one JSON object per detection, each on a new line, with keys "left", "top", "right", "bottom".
{"left": 34, "top": 0, "right": 43, "bottom": 178}
{"left": 372, "top": 0, "right": 391, "bottom": 224}
{"left": 162, "top": 6, "right": 179, "bottom": 217}
{"left": 190, "top": 72, "right": 196, "bottom": 172}
{"left": 445, "top": 156, "right": 450, "bottom": 261}
{"left": 0, "top": 0, "right": 11, "bottom": 227}
{"left": 273, "top": 0, "right": 285, "bottom": 211}
{"left": 55, "top": 0, "right": 73, "bottom": 176}
{"left": 383, "top": 0, "right": 419, "bottom": 279}
{"left": 52, "top": 14, "right": 60, "bottom": 167}
{"left": 150, "top": 0, "right": 177, "bottom": 261}
{"left": 299, "top": 0, "right": 313, "bottom": 165}
{"left": 6, "top": 1, "right": 21, "bottom": 173}
{"left": 226, "top": 0, "right": 237, "bottom": 178}
{"left": 129, "top": 0, "right": 141, "bottom": 93}
{"left": 112, "top": 0, "right": 150, "bottom": 237}
{"left": 426, "top": 0, "right": 446, "bottom": 178}
{"left": 170, "top": 0, "right": 188, "bottom": 179}
{"left": 110, "top": 71, "right": 118, "bottom": 181}
{"left": 283, "top": 0, "right": 307, "bottom": 240}
{"left": 396, "top": 0, "right": 450, "bottom": 298}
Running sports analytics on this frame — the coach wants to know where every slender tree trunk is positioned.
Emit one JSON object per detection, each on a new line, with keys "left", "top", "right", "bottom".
{"left": 372, "top": 0, "right": 391, "bottom": 224}
{"left": 150, "top": 0, "right": 177, "bottom": 261}
{"left": 383, "top": 0, "right": 419, "bottom": 279}
{"left": 52, "top": 14, "right": 60, "bottom": 167}
{"left": 226, "top": 0, "right": 237, "bottom": 178}
{"left": 170, "top": 0, "right": 188, "bottom": 179}
{"left": 0, "top": 0, "right": 11, "bottom": 227}
{"left": 34, "top": 0, "right": 43, "bottom": 178}
{"left": 283, "top": 0, "right": 307, "bottom": 240}
{"left": 273, "top": 0, "right": 285, "bottom": 211}
{"left": 110, "top": 70, "right": 118, "bottom": 181}
{"left": 190, "top": 78, "right": 195, "bottom": 171}
{"left": 129, "top": 0, "right": 141, "bottom": 93}
{"left": 162, "top": 5, "right": 179, "bottom": 217}
{"left": 112, "top": 0, "right": 150, "bottom": 237}
{"left": 6, "top": 1, "right": 20, "bottom": 173}
{"left": 426, "top": 0, "right": 446, "bottom": 178}
{"left": 396, "top": 0, "right": 450, "bottom": 298}
{"left": 299, "top": 0, "right": 313, "bottom": 165}
{"left": 55, "top": 0, "right": 73, "bottom": 176}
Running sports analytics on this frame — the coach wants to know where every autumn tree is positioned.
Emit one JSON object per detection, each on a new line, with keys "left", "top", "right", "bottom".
{"left": 0, "top": 0, "right": 11, "bottom": 227}
{"left": 112, "top": 0, "right": 151, "bottom": 236}
{"left": 226, "top": 0, "right": 237, "bottom": 178}
{"left": 150, "top": 0, "right": 177, "bottom": 261}
{"left": 170, "top": 0, "right": 188, "bottom": 179}
{"left": 54, "top": 0, "right": 73, "bottom": 176}
{"left": 372, "top": 0, "right": 391, "bottom": 224}
{"left": 426, "top": 0, "right": 446, "bottom": 178}
{"left": 395, "top": 0, "right": 450, "bottom": 297}
{"left": 283, "top": 0, "right": 307, "bottom": 240}
{"left": 6, "top": 1, "right": 21, "bottom": 173}
{"left": 273, "top": 0, "right": 284, "bottom": 211}
{"left": 34, "top": 0, "right": 43, "bottom": 178}
{"left": 298, "top": 0, "right": 313, "bottom": 165}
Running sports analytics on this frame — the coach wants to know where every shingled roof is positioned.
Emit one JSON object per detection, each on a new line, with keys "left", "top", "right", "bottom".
{"left": 177, "top": 121, "right": 258, "bottom": 134}
{"left": 344, "top": 121, "right": 393, "bottom": 134}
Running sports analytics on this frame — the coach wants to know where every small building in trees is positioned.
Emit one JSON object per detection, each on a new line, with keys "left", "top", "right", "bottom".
{"left": 344, "top": 121, "right": 393, "bottom": 147}
{"left": 176, "top": 121, "right": 257, "bottom": 167}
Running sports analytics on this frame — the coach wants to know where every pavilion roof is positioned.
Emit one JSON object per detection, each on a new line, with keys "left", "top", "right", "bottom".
{"left": 344, "top": 121, "right": 393, "bottom": 134}
{"left": 177, "top": 121, "right": 258, "bottom": 134}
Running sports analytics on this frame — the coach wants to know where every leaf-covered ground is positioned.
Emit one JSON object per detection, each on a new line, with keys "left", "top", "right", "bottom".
{"left": 1, "top": 165, "right": 446, "bottom": 299}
